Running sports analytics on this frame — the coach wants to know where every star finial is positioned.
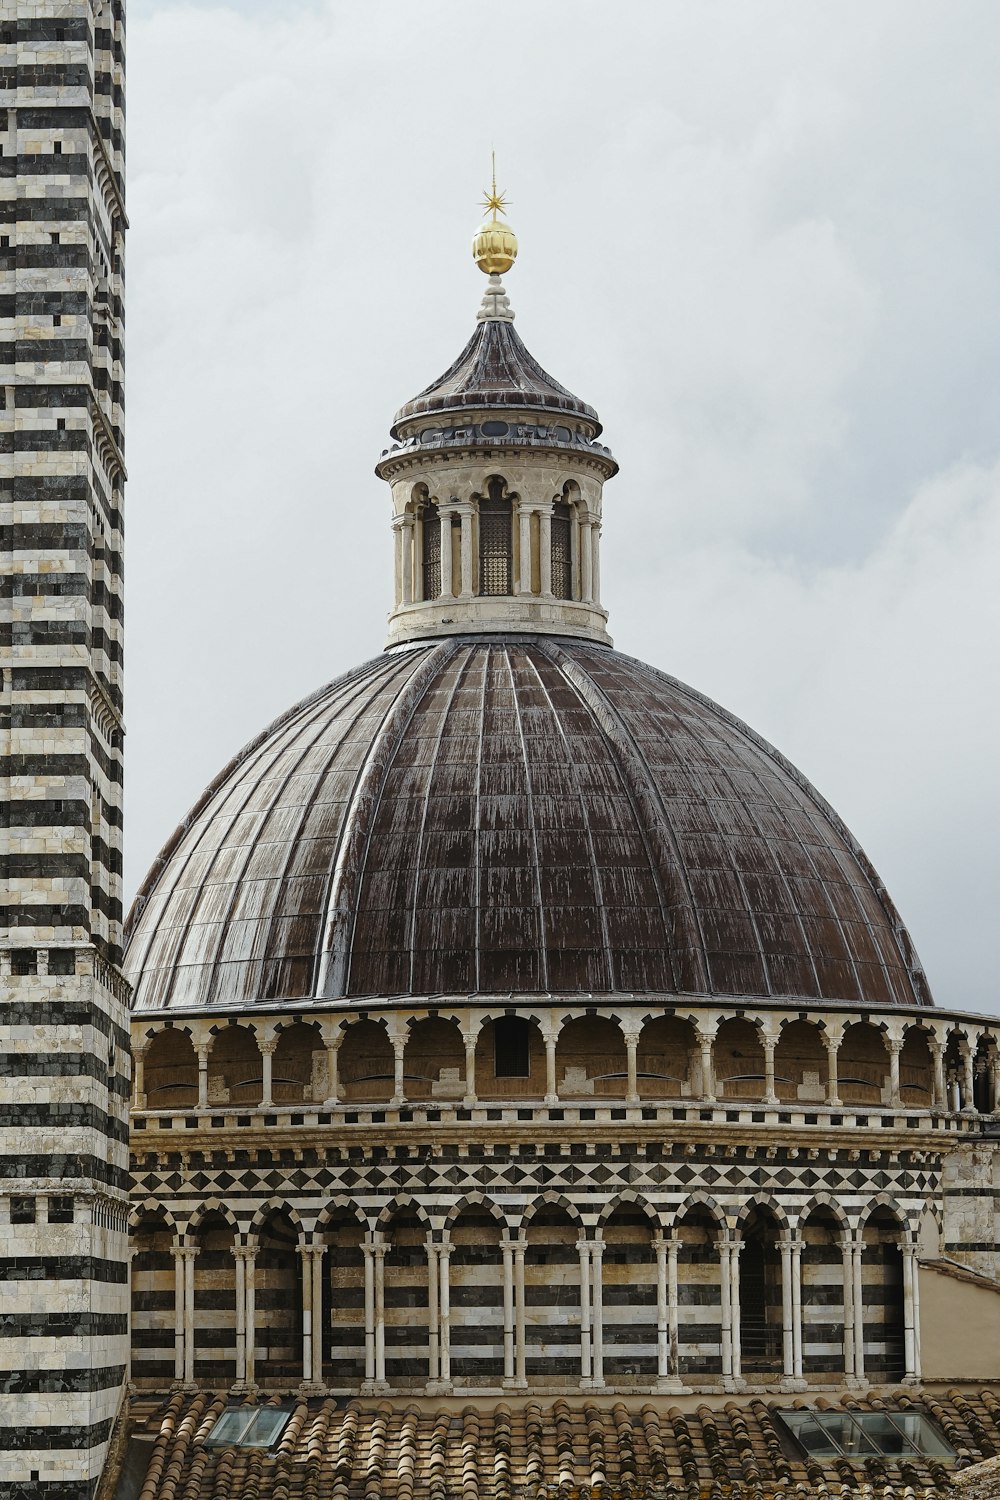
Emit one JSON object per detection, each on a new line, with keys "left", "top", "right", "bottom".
{"left": 480, "top": 150, "right": 510, "bottom": 222}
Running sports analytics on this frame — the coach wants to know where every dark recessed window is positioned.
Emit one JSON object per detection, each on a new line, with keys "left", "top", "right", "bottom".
{"left": 11, "top": 949, "right": 37, "bottom": 976}
{"left": 779, "top": 1409, "right": 954, "bottom": 1461}
{"left": 494, "top": 1016, "right": 531, "bottom": 1078}
{"left": 48, "top": 950, "right": 75, "bottom": 975}
{"left": 54, "top": 141, "right": 62, "bottom": 154}
{"left": 205, "top": 1407, "right": 292, "bottom": 1449}
{"left": 11, "top": 1196, "right": 36, "bottom": 1225}
{"left": 53, "top": 314, "right": 61, "bottom": 326}
{"left": 48, "top": 1196, "right": 74, "bottom": 1224}
{"left": 50, "top": 232, "right": 60, "bottom": 245}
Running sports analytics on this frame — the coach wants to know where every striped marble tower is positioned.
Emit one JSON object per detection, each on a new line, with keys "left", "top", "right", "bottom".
{"left": 0, "top": 2, "right": 129, "bottom": 1496}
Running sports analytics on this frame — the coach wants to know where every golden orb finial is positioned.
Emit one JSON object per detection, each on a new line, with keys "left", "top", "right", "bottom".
{"left": 472, "top": 151, "right": 518, "bottom": 276}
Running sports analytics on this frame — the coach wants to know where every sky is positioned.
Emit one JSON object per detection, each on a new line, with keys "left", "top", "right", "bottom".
{"left": 125, "top": 0, "right": 1000, "bottom": 1015}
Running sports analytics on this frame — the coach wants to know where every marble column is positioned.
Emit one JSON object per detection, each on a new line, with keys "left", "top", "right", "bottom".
{"left": 132, "top": 1043, "right": 147, "bottom": 1109}
{"left": 426, "top": 1236, "right": 440, "bottom": 1383}
{"left": 458, "top": 503, "right": 474, "bottom": 597}
{"left": 623, "top": 1030, "right": 640, "bottom": 1106}
{"left": 514, "top": 1237, "right": 527, "bottom": 1387}
{"left": 791, "top": 1235, "right": 803, "bottom": 1381}
{"left": 259, "top": 1038, "right": 276, "bottom": 1110}
{"left": 851, "top": 1237, "right": 865, "bottom": 1383}
{"left": 233, "top": 1246, "right": 248, "bottom": 1383}
{"left": 390, "top": 1029, "right": 406, "bottom": 1107}
{"left": 577, "top": 1238, "right": 592, "bottom": 1382}
{"left": 825, "top": 1034, "right": 842, "bottom": 1108}
{"left": 322, "top": 1034, "right": 341, "bottom": 1109}
{"left": 591, "top": 521, "right": 602, "bottom": 605}
{"left": 182, "top": 1246, "right": 196, "bottom": 1385}
{"left": 963, "top": 1045, "right": 977, "bottom": 1113}
{"left": 299, "top": 1244, "right": 313, "bottom": 1383}
{"left": 779, "top": 1236, "right": 795, "bottom": 1381}
{"left": 517, "top": 502, "right": 532, "bottom": 595}
{"left": 244, "top": 1248, "right": 257, "bottom": 1387}
{"left": 930, "top": 1040, "right": 947, "bottom": 1109}
{"left": 697, "top": 1027, "right": 716, "bottom": 1103}
{"left": 362, "top": 1235, "right": 376, "bottom": 1383}
{"left": 171, "top": 1245, "right": 187, "bottom": 1382}
{"left": 841, "top": 1236, "right": 856, "bottom": 1382}
{"left": 401, "top": 519, "right": 413, "bottom": 605}
{"left": 543, "top": 1029, "right": 559, "bottom": 1106}
{"left": 538, "top": 501, "right": 553, "bottom": 596}
{"left": 580, "top": 516, "right": 594, "bottom": 603}
{"left": 762, "top": 1033, "right": 778, "bottom": 1107}
{"left": 887, "top": 1038, "right": 902, "bottom": 1108}
{"left": 720, "top": 1237, "right": 733, "bottom": 1381}
{"left": 902, "top": 1242, "right": 918, "bottom": 1380}
{"left": 501, "top": 1237, "right": 516, "bottom": 1382}
{"left": 438, "top": 508, "right": 455, "bottom": 598}
{"left": 373, "top": 1237, "right": 386, "bottom": 1386}
{"left": 589, "top": 1235, "right": 605, "bottom": 1389}
{"left": 666, "top": 1237, "right": 681, "bottom": 1384}
{"left": 461, "top": 1023, "right": 478, "bottom": 1109}
{"left": 730, "top": 1237, "right": 743, "bottom": 1385}
{"left": 195, "top": 1044, "right": 210, "bottom": 1111}
{"left": 438, "top": 1235, "right": 452, "bottom": 1386}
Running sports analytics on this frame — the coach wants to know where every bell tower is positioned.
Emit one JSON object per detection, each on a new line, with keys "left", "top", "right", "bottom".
{"left": 377, "top": 165, "right": 618, "bottom": 649}
{"left": 0, "top": 2, "right": 129, "bottom": 1493}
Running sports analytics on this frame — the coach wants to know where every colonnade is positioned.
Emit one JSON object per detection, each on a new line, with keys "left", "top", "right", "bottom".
{"left": 392, "top": 488, "right": 602, "bottom": 608}
{"left": 132, "top": 1007, "right": 1000, "bottom": 1116}
{"left": 141, "top": 1207, "right": 920, "bottom": 1395}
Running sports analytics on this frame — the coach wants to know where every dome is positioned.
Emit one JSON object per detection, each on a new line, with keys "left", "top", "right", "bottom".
{"left": 389, "top": 311, "right": 601, "bottom": 437}
{"left": 125, "top": 635, "right": 931, "bottom": 1013}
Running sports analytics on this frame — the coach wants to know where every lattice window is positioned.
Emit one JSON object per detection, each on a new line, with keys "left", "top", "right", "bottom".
{"left": 478, "top": 480, "right": 512, "bottom": 596}
{"left": 551, "top": 499, "right": 572, "bottom": 599}
{"left": 422, "top": 505, "right": 441, "bottom": 600}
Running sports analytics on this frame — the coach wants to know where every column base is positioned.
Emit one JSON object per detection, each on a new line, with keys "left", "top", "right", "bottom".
{"left": 361, "top": 1379, "right": 390, "bottom": 1395}
{"left": 654, "top": 1377, "right": 688, "bottom": 1393}
{"left": 846, "top": 1375, "right": 867, "bottom": 1391}
{"left": 580, "top": 1378, "right": 606, "bottom": 1391}
{"left": 229, "top": 1380, "right": 259, "bottom": 1395}
{"left": 502, "top": 1377, "right": 529, "bottom": 1390}
{"left": 297, "top": 1381, "right": 327, "bottom": 1395}
{"left": 425, "top": 1378, "right": 454, "bottom": 1395}
{"left": 780, "top": 1377, "right": 809, "bottom": 1392}
{"left": 723, "top": 1376, "right": 748, "bottom": 1393}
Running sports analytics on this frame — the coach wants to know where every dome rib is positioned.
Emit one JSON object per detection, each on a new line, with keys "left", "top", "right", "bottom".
{"left": 126, "top": 637, "right": 932, "bottom": 1012}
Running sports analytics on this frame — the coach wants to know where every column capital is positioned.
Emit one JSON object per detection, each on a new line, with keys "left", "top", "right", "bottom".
{"left": 500, "top": 1235, "right": 526, "bottom": 1253}
{"left": 232, "top": 1245, "right": 257, "bottom": 1264}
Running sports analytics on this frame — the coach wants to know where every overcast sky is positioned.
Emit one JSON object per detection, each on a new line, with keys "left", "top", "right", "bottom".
{"left": 125, "top": 0, "right": 1000, "bottom": 1015}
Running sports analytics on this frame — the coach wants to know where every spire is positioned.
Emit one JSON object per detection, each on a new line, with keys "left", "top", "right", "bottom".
{"left": 472, "top": 152, "right": 518, "bottom": 277}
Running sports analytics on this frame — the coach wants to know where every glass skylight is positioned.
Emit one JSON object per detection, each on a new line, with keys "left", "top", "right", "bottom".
{"left": 205, "top": 1407, "right": 291, "bottom": 1449}
{"left": 778, "top": 1410, "right": 954, "bottom": 1461}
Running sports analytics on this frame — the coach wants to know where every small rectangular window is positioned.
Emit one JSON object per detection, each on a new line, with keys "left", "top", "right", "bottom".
{"left": 56, "top": 417, "right": 66, "bottom": 431}
{"left": 53, "top": 314, "right": 61, "bottom": 327}
{"left": 50, "top": 232, "right": 60, "bottom": 245}
{"left": 11, "top": 949, "right": 37, "bottom": 976}
{"left": 11, "top": 1196, "right": 36, "bottom": 1225}
{"left": 206, "top": 1407, "right": 292, "bottom": 1449}
{"left": 494, "top": 1016, "right": 531, "bottom": 1078}
{"left": 0, "top": 236, "right": 9, "bottom": 248}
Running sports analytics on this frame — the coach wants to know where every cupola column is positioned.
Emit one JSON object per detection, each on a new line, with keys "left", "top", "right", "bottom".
{"left": 538, "top": 498, "right": 554, "bottom": 596}
{"left": 761, "top": 1026, "right": 779, "bottom": 1106}
{"left": 591, "top": 518, "right": 602, "bottom": 605}
{"left": 542, "top": 1023, "right": 560, "bottom": 1106}
{"left": 456, "top": 501, "right": 475, "bottom": 598}
{"left": 580, "top": 513, "right": 594, "bottom": 603}
{"left": 517, "top": 500, "right": 533, "bottom": 595}
{"left": 258, "top": 1036, "right": 277, "bottom": 1110}
{"left": 887, "top": 1036, "right": 903, "bottom": 1108}
{"left": 623, "top": 1027, "right": 641, "bottom": 1106}
{"left": 962, "top": 1042, "right": 977, "bottom": 1113}
{"left": 438, "top": 505, "right": 456, "bottom": 598}
{"left": 132, "top": 1041, "right": 147, "bottom": 1110}
{"left": 195, "top": 1042, "right": 211, "bottom": 1111}
{"left": 824, "top": 1027, "right": 843, "bottom": 1108}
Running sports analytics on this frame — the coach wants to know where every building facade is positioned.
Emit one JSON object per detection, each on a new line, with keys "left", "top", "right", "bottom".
{"left": 0, "top": 3, "right": 128, "bottom": 1495}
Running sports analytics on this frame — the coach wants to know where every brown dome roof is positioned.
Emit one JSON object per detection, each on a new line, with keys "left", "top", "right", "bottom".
{"left": 125, "top": 637, "right": 931, "bottom": 1012}
{"left": 390, "top": 317, "right": 601, "bottom": 438}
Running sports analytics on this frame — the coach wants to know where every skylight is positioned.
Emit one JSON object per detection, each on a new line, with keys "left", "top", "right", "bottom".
{"left": 205, "top": 1407, "right": 291, "bottom": 1449}
{"left": 778, "top": 1410, "right": 954, "bottom": 1461}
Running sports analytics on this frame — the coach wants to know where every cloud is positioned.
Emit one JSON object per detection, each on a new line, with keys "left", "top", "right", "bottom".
{"left": 125, "top": 0, "right": 1000, "bottom": 1012}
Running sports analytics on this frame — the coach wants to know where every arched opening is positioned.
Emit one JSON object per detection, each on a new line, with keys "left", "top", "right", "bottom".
{"left": 383, "top": 1207, "right": 429, "bottom": 1383}
{"left": 556, "top": 1016, "right": 627, "bottom": 1099}
{"left": 272, "top": 1022, "right": 324, "bottom": 1104}
{"left": 206, "top": 1024, "right": 262, "bottom": 1107}
{"left": 838, "top": 1022, "right": 889, "bottom": 1107}
{"left": 142, "top": 1028, "right": 197, "bottom": 1109}
{"left": 403, "top": 1017, "right": 465, "bottom": 1103}
{"left": 478, "top": 477, "right": 512, "bottom": 596}
{"left": 945, "top": 1031, "right": 967, "bottom": 1110}
{"left": 861, "top": 1207, "right": 906, "bottom": 1381}
{"left": 448, "top": 1206, "right": 503, "bottom": 1380}
{"left": 601, "top": 1204, "right": 657, "bottom": 1380}
{"left": 338, "top": 1020, "right": 393, "bottom": 1103}
{"left": 254, "top": 1209, "right": 301, "bottom": 1386}
{"left": 975, "top": 1036, "right": 995, "bottom": 1113}
{"left": 636, "top": 1016, "right": 695, "bottom": 1099}
{"left": 321, "top": 1212, "right": 366, "bottom": 1384}
{"left": 192, "top": 1212, "right": 237, "bottom": 1386}
{"left": 899, "top": 1027, "right": 934, "bottom": 1108}
{"left": 674, "top": 1206, "right": 723, "bottom": 1379}
{"left": 738, "top": 1206, "right": 783, "bottom": 1377}
{"left": 774, "top": 1020, "right": 826, "bottom": 1104}
{"left": 475, "top": 1016, "right": 545, "bottom": 1100}
{"left": 799, "top": 1206, "right": 846, "bottom": 1382}
{"left": 421, "top": 498, "right": 441, "bottom": 601}
{"left": 524, "top": 1205, "right": 581, "bottom": 1380}
{"left": 130, "top": 1211, "right": 174, "bottom": 1387}
{"left": 551, "top": 494, "right": 573, "bottom": 600}
{"left": 715, "top": 1017, "right": 765, "bottom": 1102}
